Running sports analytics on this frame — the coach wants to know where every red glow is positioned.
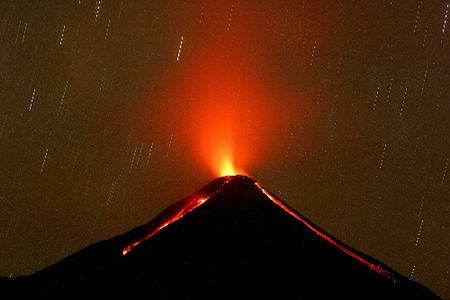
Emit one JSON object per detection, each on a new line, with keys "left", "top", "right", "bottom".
{"left": 146, "top": 3, "right": 303, "bottom": 178}
{"left": 254, "top": 181, "right": 392, "bottom": 278}
{"left": 169, "top": 52, "right": 282, "bottom": 178}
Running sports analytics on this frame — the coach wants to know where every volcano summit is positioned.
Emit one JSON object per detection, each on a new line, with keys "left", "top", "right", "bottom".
{"left": 3, "top": 175, "right": 438, "bottom": 299}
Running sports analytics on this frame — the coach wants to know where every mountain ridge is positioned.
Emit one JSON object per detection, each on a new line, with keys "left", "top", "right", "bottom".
{"left": 3, "top": 175, "right": 439, "bottom": 299}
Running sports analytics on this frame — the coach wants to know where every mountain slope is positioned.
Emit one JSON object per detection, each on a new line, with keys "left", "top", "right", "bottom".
{"left": 6, "top": 175, "right": 439, "bottom": 299}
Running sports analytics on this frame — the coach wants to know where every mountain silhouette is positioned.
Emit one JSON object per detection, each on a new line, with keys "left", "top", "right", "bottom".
{"left": 3, "top": 175, "right": 439, "bottom": 299}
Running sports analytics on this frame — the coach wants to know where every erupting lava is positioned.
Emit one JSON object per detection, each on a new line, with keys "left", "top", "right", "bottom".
{"left": 154, "top": 3, "right": 296, "bottom": 179}
{"left": 182, "top": 54, "right": 278, "bottom": 178}
{"left": 219, "top": 157, "right": 237, "bottom": 177}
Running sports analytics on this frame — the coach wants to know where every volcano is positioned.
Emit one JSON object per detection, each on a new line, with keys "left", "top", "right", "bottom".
{"left": 3, "top": 175, "right": 438, "bottom": 299}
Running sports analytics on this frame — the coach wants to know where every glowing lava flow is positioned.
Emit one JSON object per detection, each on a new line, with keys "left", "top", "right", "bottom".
{"left": 122, "top": 175, "right": 391, "bottom": 279}
{"left": 122, "top": 195, "right": 209, "bottom": 255}
{"left": 254, "top": 182, "right": 393, "bottom": 278}
{"left": 122, "top": 178, "right": 232, "bottom": 256}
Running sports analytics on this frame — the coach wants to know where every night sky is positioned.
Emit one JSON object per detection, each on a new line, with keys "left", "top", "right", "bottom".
{"left": 0, "top": 1, "right": 449, "bottom": 297}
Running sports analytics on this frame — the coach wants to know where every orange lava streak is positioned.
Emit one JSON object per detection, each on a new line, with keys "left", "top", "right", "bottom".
{"left": 254, "top": 181, "right": 392, "bottom": 278}
{"left": 122, "top": 177, "right": 233, "bottom": 255}
{"left": 122, "top": 195, "right": 209, "bottom": 255}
